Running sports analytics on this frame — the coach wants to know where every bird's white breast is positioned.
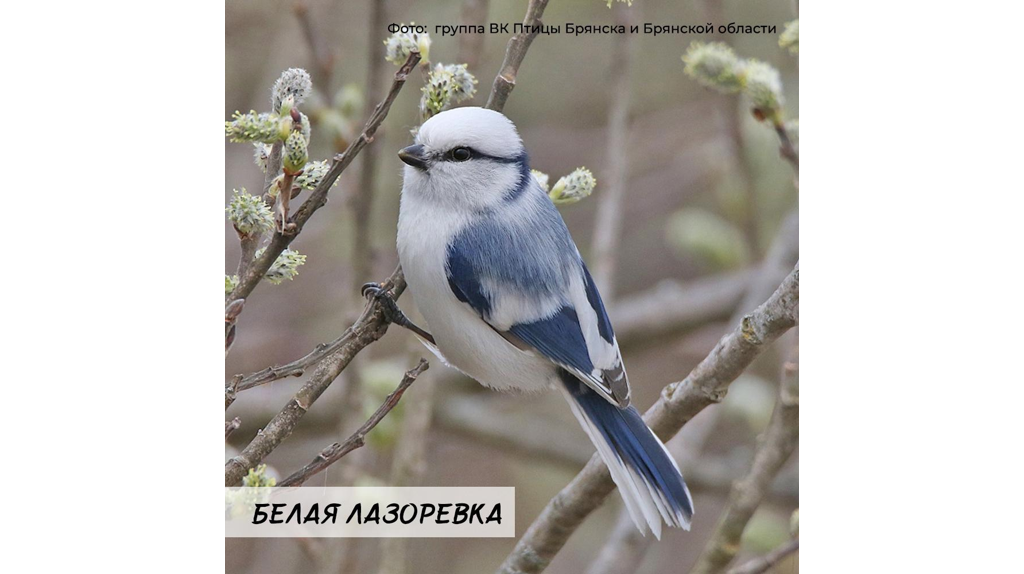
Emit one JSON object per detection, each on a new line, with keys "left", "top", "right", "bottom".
{"left": 397, "top": 190, "right": 555, "bottom": 393}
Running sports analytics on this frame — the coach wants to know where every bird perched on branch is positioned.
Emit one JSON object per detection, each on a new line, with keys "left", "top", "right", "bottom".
{"left": 377, "top": 106, "right": 693, "bottom": 537}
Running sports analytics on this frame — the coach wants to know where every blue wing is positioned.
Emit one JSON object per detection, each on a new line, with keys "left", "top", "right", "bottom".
{"left": 445, "top": 188, "right": 629, "bottom": 406}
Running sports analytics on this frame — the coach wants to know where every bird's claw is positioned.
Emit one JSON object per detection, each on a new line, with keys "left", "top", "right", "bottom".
{"left": 361, "top": 282, "right": 384, "bottom": 299}
{"left": 361, "top": 282, "right": 404, "bottom": 325}
{"left": 360, "top": 281, "right": 437, "bottom": 345}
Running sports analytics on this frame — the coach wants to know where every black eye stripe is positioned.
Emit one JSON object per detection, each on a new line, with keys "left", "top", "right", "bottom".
{"left": 442, "top": 147, "right": 521, "bottom": 164}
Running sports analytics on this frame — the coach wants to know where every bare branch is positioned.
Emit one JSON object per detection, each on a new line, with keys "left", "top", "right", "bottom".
{"left": 224, "top": 267, "right": 407, "bottom": 486}
{"left": 497, "top": 264, "right": 798, "bottom": 574}
{"left": 484, "top": 0, "right": 551, "bottom": 112}
{"left": 278, "top": 358, "right": 429, "bottom": 487}
{"left": 226, "top": 51, "right": 421, "bottom": 305}
{"left": 689, "top": 337, "right": 799, "bottom": 574}
{"left": 225, "top": 417, "right": 241, "bottom": 439}
{"left": 772, "top": 120, "right": 799, "bottom": 174}
{"left": 225, "top": 375, "right": 240, "bottom": 410}
{"left": 725, "top": 538, "right": 798, "bottom": 574}
{"left": 225, "top": 298, "right": 244, "bottom": 354}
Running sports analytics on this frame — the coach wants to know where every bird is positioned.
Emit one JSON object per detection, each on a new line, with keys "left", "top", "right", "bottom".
{"left": 389, "top": 106, "right": 693, "bottom": 537}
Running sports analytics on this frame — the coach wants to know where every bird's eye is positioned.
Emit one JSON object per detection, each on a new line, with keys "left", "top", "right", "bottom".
{"left": 450, "top": 147, "right": 473, "bottom": 162}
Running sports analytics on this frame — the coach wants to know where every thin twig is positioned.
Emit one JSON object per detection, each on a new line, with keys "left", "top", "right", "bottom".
{"left": 484, "top": 0, "right": 551, "bottom": 111}
{"left": 224, "top": 266, "right": 407, "bottom": 486}
{"left": 225, "top": 298, "right": 244, "bottom": 355}
{"left": 590, "top": 4, "right": 635, "bottom": 297}
{"left": 225, "top": 375, "right": 240, "bottom": 410}
{"left": 726, "top": 538, "right": 799, "bottom": 574}
{"left": 225, "top": 417, "right": 241, "bottom": 439}
{"left": 226, "top": 51, "right": 421, "bottom": 305}
{"left": 772, "top": 120, "right": 799, "bottom": 174}
{"left": 497, "top": 264, "right": 799, "bottom": 574}
{"left": 278, "top": 359, "right": 429, "bottom": 487}
{"left": 689, "top": 336, "right": 799, "bottom": 574}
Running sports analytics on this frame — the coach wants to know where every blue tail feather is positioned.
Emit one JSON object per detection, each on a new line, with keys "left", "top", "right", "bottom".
{"left": 560, "top": 370, "right": 693, "bottom": 530}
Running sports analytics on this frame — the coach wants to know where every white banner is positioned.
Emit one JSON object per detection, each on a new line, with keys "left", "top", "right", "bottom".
{"left": 225, "top": 486, "right": 515, "bottom": 538}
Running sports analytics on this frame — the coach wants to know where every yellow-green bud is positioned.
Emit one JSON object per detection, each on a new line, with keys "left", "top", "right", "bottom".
{"left": 683, "top": 42, "right": 743, "bottom": 93}
{"left": 298, "top": 112, "right": 311, "bottom": 144}
{"left": 278, "top": 95, "right": 295, "bottom": 118}
{"left": 257, "top": 247, "right": 307, "bottom": 284}
{"left": 779, "top": 20, "right": 799, "bottom": 55}
{"left": 295, "top": 160, "right": 333, "bottom": 191}
{"left": 741, "top": 59, "right": 784, "bottom": 114}
{"left": 420, "top": 65, "right": 455, "bottom": 119}
{"left": 549, "top": 167, "right": 596, "bottom": 205}
{"left": 446, "top": 63, "right": 477, "bottom": 102}
{"left": 225, "top": 275, "right": 239, "bottom": 294}
{"left": 277, "top": 115, "right": 294, "bottom": 141}
{"left": 271, "top": 68, "right": 312, "bottom": 112}
{"left": 242, "top": 463, "right": 277, "bottom": 487}
{"left": 384, "top": 23, "right": 431, "bottom": 65}
{"left": 419, "top": 63, "right": 478, "bottom": 120}
{"left": 283, "top": 131, "right": 308, "bottom": 175}
{"left": 226, "top": 188, "right": 274, "bottom": 236}
{"left": 225, "top": 110, "right": 279, "bottom": 143}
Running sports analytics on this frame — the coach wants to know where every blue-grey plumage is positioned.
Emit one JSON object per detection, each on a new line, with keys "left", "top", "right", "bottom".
{"left": 396, "top": 107, "right": 693, "bottom": 536}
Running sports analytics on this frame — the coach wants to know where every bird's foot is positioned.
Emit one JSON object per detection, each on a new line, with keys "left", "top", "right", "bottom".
{"left": 361, "top": 282, "right": 436, "bottom": 344}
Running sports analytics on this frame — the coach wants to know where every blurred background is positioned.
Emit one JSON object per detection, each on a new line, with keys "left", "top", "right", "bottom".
{"left": 226, "top": 0, "right": 798, "bottom": 572}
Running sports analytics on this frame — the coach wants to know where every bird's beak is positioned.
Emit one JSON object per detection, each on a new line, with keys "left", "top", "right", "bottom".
{"left": 398, "top": 144, "right": 429, "bottom": 170}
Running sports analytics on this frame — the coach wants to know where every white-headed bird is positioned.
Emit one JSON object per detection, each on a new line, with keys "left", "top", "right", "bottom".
{"left": 391, "top": 107, "right": 693, "bottom": 537}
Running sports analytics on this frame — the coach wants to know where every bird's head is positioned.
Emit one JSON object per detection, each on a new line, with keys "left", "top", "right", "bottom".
{"left": 399, "top": 107, "right": 531, "bottom": 211}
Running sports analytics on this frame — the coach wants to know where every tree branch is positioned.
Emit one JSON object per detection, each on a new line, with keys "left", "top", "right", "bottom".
{"left": 725, "top": 538, "right": 798, "bottom": 574}
{"left": 224, "top": 266, "right": 407, "bottom": 486}
{"left": 225, "top": 417, "right": 241, "bottom": 439}
{"left": 226, "top": 51, "right": 420, "bottom": 305}
{"left": 497, "top": 264, "right": 798, "bottom": 574}
{"left": 689, "top": 338, "right": 799, "bottom": 574}
{"left": 772, "top": 120, "right": 799, "bottom": 174}
{"left": 277, "top": 358, "right": 429, "bottom": 487}
{"left": 484, "top": 0, "right": 551, "bottom": 112}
